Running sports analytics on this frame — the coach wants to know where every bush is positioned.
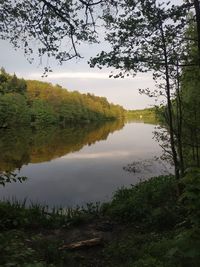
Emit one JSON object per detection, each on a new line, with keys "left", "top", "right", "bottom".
{"left": 103, "top": 175, "right": 181, "bottom": 229}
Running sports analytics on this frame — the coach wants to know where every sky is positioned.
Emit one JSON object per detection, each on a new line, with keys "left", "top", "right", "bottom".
{"left": 1, "top": 40, "right": 157, "bottom": 110}
{"left": 0, "top": 0, "right": 183, "bottom": 110}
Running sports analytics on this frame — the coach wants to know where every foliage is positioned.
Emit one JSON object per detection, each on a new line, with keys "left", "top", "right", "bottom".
{"left": 0, "top": 93, "right": 30, "bottom": 128}
{"left": 90, "top": 0, "right": 192, "bottom": 179}
{"left": 0, "top": 1, "right": 197, "bottom": 69}
{"left": 102, "top": 175, "right": 181, "bottom": 229}
{"left": 155, "top": 21, "right": 200, "bottom": 171}
{"left": 126, "top": 108, "right": 157, "bottom": 124}
{"left": 180, "top": 168, "right": 200, "bottom": 227}
{"left": 0, "top": 231, "right": 38, "bottom": 267}
{"left": 0, "top": 200, "right": 98, "bottom": 230}
{"left": 0, "top": 70, "right": 125, "bottom": 128}
{"left": 0, "top": 67, "right": 27, "bottom": 94}
{"left": 1, "top": 171, "right": 200, "bottom": 266}
{"left": 0, "top": 0, "right": 109, "bottom": 66}
{"left": 180, "top": 24, "right": 200, "bottom": 168}
{"left": 31, "top": 99, "right": 58, "bottom": 125}
{"left": 102, "top": 170, "right": 200, "bottom": 267}
{"left": 27, "top": 79, "right": 125, "bottom": 123}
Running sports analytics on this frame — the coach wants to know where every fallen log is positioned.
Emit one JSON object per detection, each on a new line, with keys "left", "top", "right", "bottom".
{"left": 59, "top": 237, "right": 102, "bottom": 250}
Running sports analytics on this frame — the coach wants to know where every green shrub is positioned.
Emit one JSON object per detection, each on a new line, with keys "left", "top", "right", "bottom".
{"left": 180, "top": 168, "right": 200, "bottom": 226}
{"left": 0, "top": 231, "right": 36, "bottom": 266}
{"left": 166, "top": 168, "right": 200, "bottom": 267}
{"left": 103, "top": 175, "right": 181, "bottom": 229}
{"left": 132, "top": 257, "right": 165, "bottom": 267}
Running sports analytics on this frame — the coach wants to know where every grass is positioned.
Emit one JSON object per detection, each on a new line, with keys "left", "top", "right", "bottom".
{"left": 0, "top": 200, "right": 101, "bottom": 230}
{"left": 0, "top": 170, "right": 200, "bottom": 266}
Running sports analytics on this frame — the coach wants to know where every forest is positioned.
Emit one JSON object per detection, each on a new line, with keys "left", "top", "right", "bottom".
{"left": 0, "top": 68, "right": 125, "bottom": 128}
{"left": 126, "top": 108, "right": 157, "bottom": 124}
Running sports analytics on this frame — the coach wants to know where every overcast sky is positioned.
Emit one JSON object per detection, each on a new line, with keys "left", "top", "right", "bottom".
{"left": 0, "top": 41, "right": 158, "bottom": 110}
{"left": 0, "top": 0, "right": 183, "bottom": 110}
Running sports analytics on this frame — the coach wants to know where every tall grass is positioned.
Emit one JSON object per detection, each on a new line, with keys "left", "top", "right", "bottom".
{"left": 0, "top": 198, "right": 101, "bottom": 230}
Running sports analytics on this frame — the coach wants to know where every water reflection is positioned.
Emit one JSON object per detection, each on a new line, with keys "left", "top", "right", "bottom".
{"left": 0, "top": 122, "right": 172, "bottom": 207}
{"left": 0, "top": 120, "right": 124, "bottom": 172}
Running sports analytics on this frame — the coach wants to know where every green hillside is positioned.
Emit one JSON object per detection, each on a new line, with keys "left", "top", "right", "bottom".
{"left": 0, "top": 68, "right": 125, "bottom": 128}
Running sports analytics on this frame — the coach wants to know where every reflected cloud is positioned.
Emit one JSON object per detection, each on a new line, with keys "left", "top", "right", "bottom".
{"left": 61, "top": 151, "right": 132, "bottom": 160}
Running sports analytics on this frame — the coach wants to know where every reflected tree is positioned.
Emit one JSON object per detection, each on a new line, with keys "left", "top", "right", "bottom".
{"left": 0, "top": 172, "right": 27, "bottom": 187}
{"left": 0, "top": 120, "right": 124, "bottom": 171}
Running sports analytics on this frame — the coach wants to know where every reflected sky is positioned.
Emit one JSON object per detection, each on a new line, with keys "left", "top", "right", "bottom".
{"left": 0, "top": 122, "right": 172, "bottom": 207}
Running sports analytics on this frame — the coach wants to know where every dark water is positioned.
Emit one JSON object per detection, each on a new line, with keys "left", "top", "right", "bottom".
{"left": 0, "top": 121, "right": 172, "bottom": 207}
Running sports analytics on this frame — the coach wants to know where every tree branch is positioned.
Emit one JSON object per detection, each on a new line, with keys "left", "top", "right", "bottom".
{"left": 78, "top": 0, "right": 104, "bottom": 7}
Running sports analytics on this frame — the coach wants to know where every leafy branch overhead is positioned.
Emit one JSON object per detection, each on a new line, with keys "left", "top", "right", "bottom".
{"left": 0, "top": 0, "right": 200, "bottom": 68}
{"left": 0, "top": 0, "right": 112, "bottom": 67}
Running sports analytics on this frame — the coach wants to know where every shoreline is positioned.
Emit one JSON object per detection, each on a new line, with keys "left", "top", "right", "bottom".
{"left": 1, "top": 170, "right": 199, "bottom": 266}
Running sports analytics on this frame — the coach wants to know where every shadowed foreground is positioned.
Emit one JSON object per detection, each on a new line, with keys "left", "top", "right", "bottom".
{"left": 1, "top": 169, "right": 200, "bottom": 267}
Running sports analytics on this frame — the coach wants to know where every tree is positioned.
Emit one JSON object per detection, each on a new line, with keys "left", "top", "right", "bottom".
{"left": 1, "top": 1, "right": 199, "bottom": 65}
{"left": 193, "top": 0, "right": 200, "bottom": 64}
{"left": 181, "top": 22, "right": 200, "bottom": 167}
{"left": 0, "top": 0, "right": 110, "bottom": 73}
{"left": 90, "top": 0, "right": 191, "bottom": 179}
{"left": 0, "top": 93, "right": 30, "bottom": 128}
{"left": 0, "top": 69, "right": 27, "bottom": 94}
{"left": 31, "top": 99, "right": 58, "bottom": 125}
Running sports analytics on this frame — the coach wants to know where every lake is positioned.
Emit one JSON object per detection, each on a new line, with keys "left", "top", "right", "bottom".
{"left": 0, "top": 121, "right": 172, "bottom": 207}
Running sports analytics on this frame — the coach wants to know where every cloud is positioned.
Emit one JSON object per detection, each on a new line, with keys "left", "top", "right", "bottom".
{"left": 27, "top": 72, "right": 152, "bottom": 81}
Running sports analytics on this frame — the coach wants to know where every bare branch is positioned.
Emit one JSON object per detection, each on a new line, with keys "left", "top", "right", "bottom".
{"left": 78, "top": 0, "right": 104, "bottom": 7}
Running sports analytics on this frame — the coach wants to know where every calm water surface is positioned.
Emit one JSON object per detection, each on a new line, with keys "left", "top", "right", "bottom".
{"left": 0, "top": 121, "right": 172, "bottom": 207}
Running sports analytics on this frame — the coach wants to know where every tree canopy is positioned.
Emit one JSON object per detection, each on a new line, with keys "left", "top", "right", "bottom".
{"left": 0, "top": 1, "right": 199, "bottom": 68}
{"left": 0, "top": 0, "right": 111, "bottom": 70}
{"left": 0, "top": 70, "right": 125, "bottom": 128}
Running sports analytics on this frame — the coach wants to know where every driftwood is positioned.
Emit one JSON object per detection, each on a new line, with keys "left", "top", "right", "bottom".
{"left": 59, "top": 237, "right": 102, "bottom": 250}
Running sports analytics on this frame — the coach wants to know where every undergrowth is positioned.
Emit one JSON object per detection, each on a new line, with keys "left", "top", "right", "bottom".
{"left": 0, "top": 170, "right": 200, "bottom": 266}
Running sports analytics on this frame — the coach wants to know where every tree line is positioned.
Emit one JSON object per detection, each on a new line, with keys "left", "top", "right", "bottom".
{"left": 0, "top": 68, "right": 125, "bottom": 128}
{"left": 126, "top": 108, "right": 157, "bottom": 124}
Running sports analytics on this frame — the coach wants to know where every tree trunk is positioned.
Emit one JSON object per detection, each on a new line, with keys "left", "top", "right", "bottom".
{"left": 194, "top": 0, "right": 200, "bottom": 65}
{"left": 194, "top": 108, "right": 200, "bottom": 166}
{"left": 158, "top": 14, "right": 180, "bottom": 180}
{"left": 176, "top": 63, "right": 184, "bottom": 176}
